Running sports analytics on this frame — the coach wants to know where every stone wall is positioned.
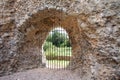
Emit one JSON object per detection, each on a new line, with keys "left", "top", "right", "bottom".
{"left": 0, "top": 0, "right": 120, "bottom": 79}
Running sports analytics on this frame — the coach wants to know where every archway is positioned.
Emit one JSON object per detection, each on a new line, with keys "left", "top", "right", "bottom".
{"left": 15, "top": 9, "right": 91, "bottom": 73}
{"left": 43, "top": 27, "right": 72, "bottom": 69}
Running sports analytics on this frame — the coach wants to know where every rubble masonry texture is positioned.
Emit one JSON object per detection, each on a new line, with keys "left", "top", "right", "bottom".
{"left": 0, "top": 0, "right": 120, "bottom": 79}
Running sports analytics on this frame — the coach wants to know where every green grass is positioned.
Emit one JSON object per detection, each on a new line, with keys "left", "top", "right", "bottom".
{"left": 45, "top": 47, "right": 72, "bottom": 57}
{"left": 44, "top": 42, "right": 71, "bottom": 68}
{"left": 46, "top": 60, "right": 70, "bottom": 68}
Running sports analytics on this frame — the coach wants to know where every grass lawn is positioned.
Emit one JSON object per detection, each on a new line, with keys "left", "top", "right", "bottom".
{"left": 44, "top": 43, "right": 71, "bottom": 68}
{"left": 45, "top": 47, "right": 72, "bottom": 57}
{"left": 46, "top": 60, "right": 70, "bottom": 68}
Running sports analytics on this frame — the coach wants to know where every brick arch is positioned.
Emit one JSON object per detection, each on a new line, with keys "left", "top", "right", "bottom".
{"left": 15, "top": 8, "right": 92, "bottom": 73}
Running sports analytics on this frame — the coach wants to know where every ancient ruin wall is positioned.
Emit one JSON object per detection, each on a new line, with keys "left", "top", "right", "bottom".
{"left": 0, "top": 0, "right": 120, "bottom": 79}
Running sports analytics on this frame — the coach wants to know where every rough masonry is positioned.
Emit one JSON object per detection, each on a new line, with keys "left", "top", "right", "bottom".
{"left": 0, "top": 0, "right": 120, "bottom": 79}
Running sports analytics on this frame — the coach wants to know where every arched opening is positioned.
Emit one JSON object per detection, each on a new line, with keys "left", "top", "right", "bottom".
{"left": 43, "top": 27, "right": 72, "bottom": 69}
{"left": 13, "top": 9, "right": 91, "bottom": 75}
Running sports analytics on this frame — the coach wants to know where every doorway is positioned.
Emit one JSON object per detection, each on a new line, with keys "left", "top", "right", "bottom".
{"left": 43, "top": 27, "right": 72, "bottom": 69}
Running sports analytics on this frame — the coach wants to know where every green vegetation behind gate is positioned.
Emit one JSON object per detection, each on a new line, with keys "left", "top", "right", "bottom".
{"left": 43, "top": 30, "right": 72, "bottom": 58}
{"left": 43, "top": 41, "right": 71, "bottom": 61}
{"left": 46, "top": 30, "right": 71, "bottom": 47}
{"left": 45, "top": 45, "right": 72, "bottom": 57}
{"left": 43, "top": 30, "right": 72, "bottom": 68}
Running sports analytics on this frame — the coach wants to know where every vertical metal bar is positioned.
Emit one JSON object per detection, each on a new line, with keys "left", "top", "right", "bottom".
{"left": 64, "top": 29, "right": 65, "bottom": 69}
{"left": 51, "top": 30, "right": 52, "bottom": 69}
{"left": 60, "top": 29, "right": 61, "bottom": 70}
{"left": 53, "top": 21, "right": 54, "bottom": 70}
{"left": 58, "top": 30, "right": 61, "bottom": 69}
{"left": 51, "top": 29, "right": 52, "bottom": 69}
{"left": 50, "top": 30, "right": 51, "bottom": 69}
{"left": 63, "top": 32, "right": 64, "bottom": 70}
{"left": 58, "top": 29, "right": 59, "bottom": 70}
{"left": 53, "top": 28, "right": 54, "bottom": 69}
{"left": 57, "top": 30, "right": 58, "bottom": 70}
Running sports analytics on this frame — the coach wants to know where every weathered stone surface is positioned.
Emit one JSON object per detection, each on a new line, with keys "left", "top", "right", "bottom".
{"left": 0, "top": 0, "right": 120, "bottom": 79}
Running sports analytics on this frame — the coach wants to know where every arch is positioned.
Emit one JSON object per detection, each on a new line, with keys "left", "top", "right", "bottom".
{"left": 15, "top": 8, "right": 92, "bottom": 71}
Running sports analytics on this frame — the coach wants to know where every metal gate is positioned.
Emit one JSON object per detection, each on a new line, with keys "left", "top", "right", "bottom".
{"left": 43, "top": 27, "right": 71, "bottom": 69}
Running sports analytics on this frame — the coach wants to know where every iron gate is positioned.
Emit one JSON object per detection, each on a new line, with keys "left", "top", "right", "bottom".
{"left": 43, "top": 27, "right": 72, "bottom": 69}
